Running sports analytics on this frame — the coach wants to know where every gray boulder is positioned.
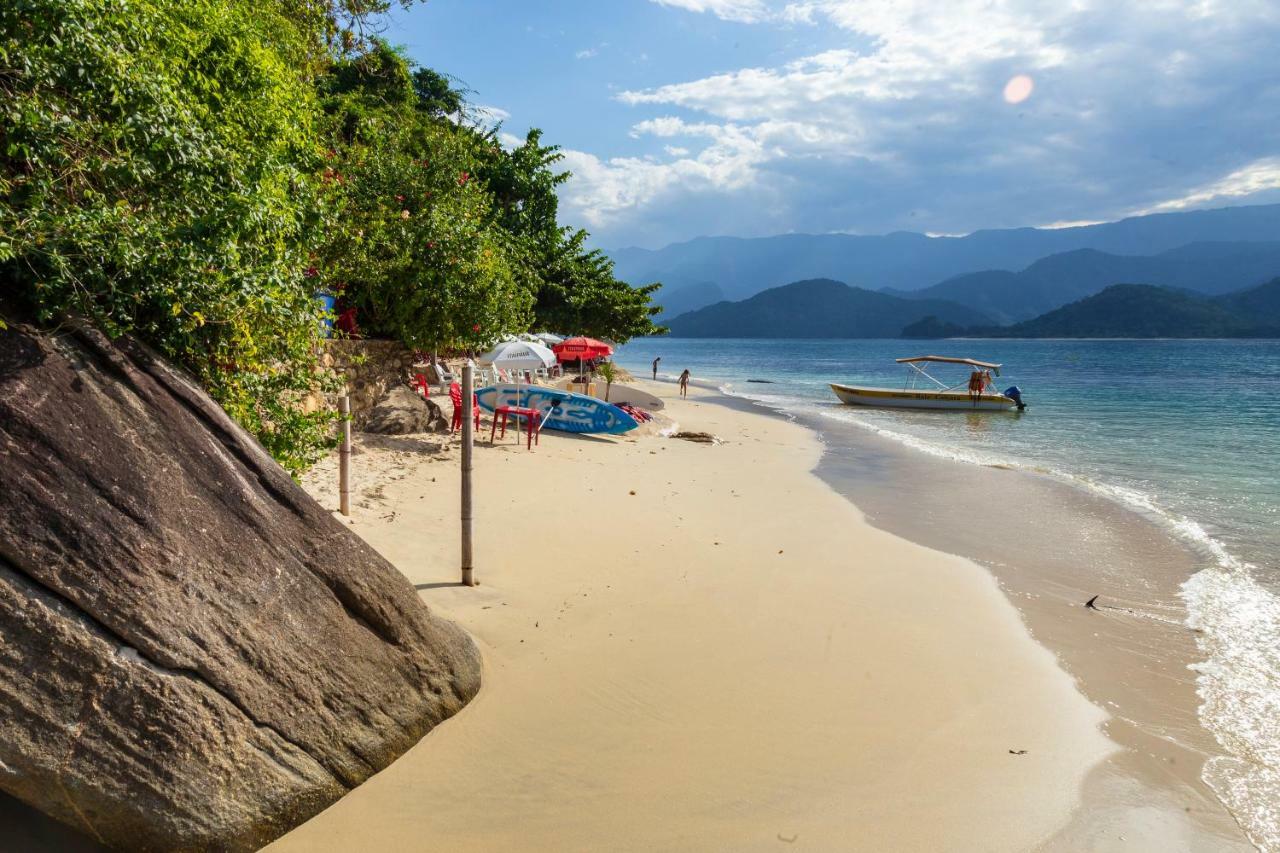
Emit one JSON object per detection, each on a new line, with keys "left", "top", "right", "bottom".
{"left": 0, "top": 321, "right": 481, "bottom": 851}
{"left": 364, "top": 385, "right": 449, "bottom": 435}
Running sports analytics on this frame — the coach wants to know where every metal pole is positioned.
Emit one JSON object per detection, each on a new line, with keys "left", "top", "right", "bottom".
{"left": 460, "top": 361, "right": 475, "bottom": 586}
{"left": 339, "top": 394, "right": 351, "bottom": 516}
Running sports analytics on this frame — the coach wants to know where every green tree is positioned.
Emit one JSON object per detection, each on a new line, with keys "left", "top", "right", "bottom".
{"left": 412, "top": 67, "right": 464, "bottom": 118}
{"left": 0, "top": 0, "right": 347, "bottom": 473}
{"left": 472, "top": 130, "right": 665, "bottom": 342}
{"left": 314, "top": 43, "right": 531, "bottom": 350}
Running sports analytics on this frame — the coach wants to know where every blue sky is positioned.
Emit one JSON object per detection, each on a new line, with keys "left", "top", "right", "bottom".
{"left": 385, "top": 0, "right": 1280, "bottom": 249}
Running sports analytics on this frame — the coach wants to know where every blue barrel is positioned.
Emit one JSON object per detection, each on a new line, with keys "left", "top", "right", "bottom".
{"left": 315, "top": 292, "right": 336, "bottom": 338}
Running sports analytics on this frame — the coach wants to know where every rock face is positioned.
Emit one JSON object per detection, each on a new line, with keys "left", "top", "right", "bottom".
{"left": 0, "top": 322, "right": 481, "bottom": 851}
{"left": 364, "top": 386, "right": 449, "bottom": 435}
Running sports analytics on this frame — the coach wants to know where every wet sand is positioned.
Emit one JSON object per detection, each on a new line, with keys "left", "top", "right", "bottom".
{"left": 269, "top": 382, "right": 1113, "bottom": 852}
{"left": 754, "top": 395, "right": 1252, "bottom": 849}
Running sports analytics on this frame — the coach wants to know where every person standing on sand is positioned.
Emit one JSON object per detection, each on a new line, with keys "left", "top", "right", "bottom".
{"left": 652, "top": 357, "right": 661, "bottom": 380}
{"left": 679, "top": 369, "right": 691, "bottom": 397}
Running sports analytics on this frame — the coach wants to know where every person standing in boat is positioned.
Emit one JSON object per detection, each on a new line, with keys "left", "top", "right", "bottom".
{"left": 968, "top": 369, "right": 985, "bottom": 404}
{"left": 679, "top": 368, "right": 691, "bottom": 397}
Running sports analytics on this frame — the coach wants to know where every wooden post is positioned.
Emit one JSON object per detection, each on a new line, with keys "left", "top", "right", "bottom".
{"left": 339, "top": 394, "right": 351, "bottom": 516}
{"left": 460, "top": 361, "right": 475, "bottom": 586}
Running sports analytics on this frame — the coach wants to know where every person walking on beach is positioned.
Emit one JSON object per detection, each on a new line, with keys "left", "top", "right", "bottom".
{"left": 678, "top": 368, "right": 691, "bottom": 397}
{"left": 652, "top": 357, "right": 661, "bottom": 380}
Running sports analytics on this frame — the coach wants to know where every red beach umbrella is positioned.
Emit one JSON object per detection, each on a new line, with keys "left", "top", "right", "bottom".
{"left": 552, "top": 337, "right": 613, "bottom": 364}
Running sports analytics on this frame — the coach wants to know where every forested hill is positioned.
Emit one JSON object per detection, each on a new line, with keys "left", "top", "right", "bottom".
{"left": 665, "top": 279, "right": 992, "bottom": 338}
{"left": 609, "top": 204, "right": 1280, "bottom": 312}
{"left": 895, "top": 243, "right": 1280, "bottom": 324}
{"left": 982, "top": 281, "right": 1280, "bottom": 338}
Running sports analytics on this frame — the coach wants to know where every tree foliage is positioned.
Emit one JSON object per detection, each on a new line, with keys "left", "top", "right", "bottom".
{"left": 1, "top": 0, "right": 336, "bottom": 473}
{"left": 1, "top": 1, "right": 663, "bottom": 475}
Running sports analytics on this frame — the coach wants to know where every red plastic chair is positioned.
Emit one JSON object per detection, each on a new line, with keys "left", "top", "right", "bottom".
{"left": 413, "top": 373, "right": 430, "bottom": 398}
{"left": 449, "top": 382, "right": 480, "bottom": 433}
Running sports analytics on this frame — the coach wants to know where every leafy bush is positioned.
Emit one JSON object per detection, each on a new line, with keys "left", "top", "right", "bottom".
{"left": 1, "top": 0, "right": 336, "bottom": 473}
{"left": 1, "top": 2, "right": 663, "bottom": 476}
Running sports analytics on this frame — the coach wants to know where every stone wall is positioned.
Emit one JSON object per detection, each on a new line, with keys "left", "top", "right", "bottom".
{"left": 312, "top": 339, "right": 419, "bottom": 427}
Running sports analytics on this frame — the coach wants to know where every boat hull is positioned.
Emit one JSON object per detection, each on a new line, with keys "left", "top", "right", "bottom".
{"left": 830, "top": 383, "right": 1017, "bottom": 411}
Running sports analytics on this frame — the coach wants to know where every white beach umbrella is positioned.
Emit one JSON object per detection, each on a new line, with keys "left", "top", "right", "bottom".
{"left": 478, "top": 340, "right": 556, "bottom": 372}
{"left": 477, "top": 340, "right": 556, "bottom": 443}
{"left": 534, "top": 332, "right": 565, "bottom": 345}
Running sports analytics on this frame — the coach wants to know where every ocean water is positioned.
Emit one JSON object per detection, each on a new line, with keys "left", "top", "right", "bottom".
{"left": 617, "top": 337, "right": 1280, "bottom": 850}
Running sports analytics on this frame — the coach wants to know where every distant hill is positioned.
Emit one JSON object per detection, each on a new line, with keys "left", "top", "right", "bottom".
{"left": 901, "top": 316, "right": 970, "bottom": 339}
{"left": 652, "top": 279, "right": 724, "bottom": 320}
{"left": 899, "top": 243, "right": 1280, "bottom": 324}
{"left": 665, "top": 279, "right": 992, "bottom": 338}
{"left": 1217, "top": 275, "right": 1280, "bottom": 317}
{"left": 608, "top": 204, "right": 1280, "bottom": 313}
{"left": 979, "top": 280, "right": 1280, "bottom": 338}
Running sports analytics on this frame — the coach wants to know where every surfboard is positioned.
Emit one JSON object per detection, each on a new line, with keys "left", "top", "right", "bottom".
{"left": 597, "top": 383, "right": 664, "bottom": 412}
{"left": 475, "top": 384, "right": 638, "bottom": 435}
{"left": 552, "top": 378, "right": 664, "bottom": 411}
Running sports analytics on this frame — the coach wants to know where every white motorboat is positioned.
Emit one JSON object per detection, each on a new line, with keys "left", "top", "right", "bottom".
{"left": 830, "top": 355, "right": 1026, "bottom": 411}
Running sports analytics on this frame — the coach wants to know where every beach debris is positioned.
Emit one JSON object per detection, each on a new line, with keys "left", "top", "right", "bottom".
{"left": 747, "top": 379, "right": 775, "bottom": 384}
{"left": 671, "top": 431, "right": 720, "bottom": 444}
{"left": 778, "top": 833, "right": 799, "bottom": 843}
{"left": 1085, "top": 595, "right": 1100, "bottom": 610}
{"left": 0, "top": 320, "right": 481, "bottom": 851}
{"left": 1009, "top": 749, "right": 1029, "bottom": 755}
{"left": 629, "top": 490, "right": 636, "bottom": 495}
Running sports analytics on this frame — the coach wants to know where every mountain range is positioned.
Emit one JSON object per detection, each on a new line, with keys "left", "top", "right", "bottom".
{"left": 665, "top": 279, "right": 993, "bottom": 338}
{"left": 672, "top": 276, "right": 1280, "bottom": 339}
{"left": 982, "top": 279, "right": 1280, "bottom": 338}
{"left": 891, "top": 242, "right": 1280, "bottom": 324}
{"left": 611, "top": 204, "right": 1280, "bottom": 319}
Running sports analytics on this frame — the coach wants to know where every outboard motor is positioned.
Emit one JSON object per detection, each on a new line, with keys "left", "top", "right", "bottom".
{"left": 1003, "top": 385, "right": 1027, "bottom": 411}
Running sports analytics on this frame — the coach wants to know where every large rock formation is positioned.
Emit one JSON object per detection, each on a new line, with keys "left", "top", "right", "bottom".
{"left": 364, "top": 386, "right": 449, "bottom": 435}
{"left": 0, "top": 321, "right": 481, "bottom": 851}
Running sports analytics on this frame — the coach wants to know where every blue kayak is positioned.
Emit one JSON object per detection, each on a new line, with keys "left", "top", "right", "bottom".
{"left": 475, "top": 384, "right": 638, "bottom": 435}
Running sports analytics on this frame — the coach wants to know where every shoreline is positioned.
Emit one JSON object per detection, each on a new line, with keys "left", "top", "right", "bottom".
{"left": 694, "top": 383, "right": 1254, "bottom": 849}
{"left": 271, "top": 381, "right": 1117, "bottom": 851}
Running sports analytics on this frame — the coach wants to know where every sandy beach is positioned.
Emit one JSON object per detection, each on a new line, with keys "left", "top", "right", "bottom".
{"left": 258, "top": 380, "right": 1130, "bottom": 851}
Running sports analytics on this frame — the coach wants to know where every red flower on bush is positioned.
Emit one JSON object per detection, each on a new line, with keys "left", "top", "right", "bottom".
{"left": 396, "top": 194, "right": 405, "bottom": 202}
{"left": 303, "top": 266, "right": 318, "bottom": 278}
{"left": 472, "top": 324, "right": 480, "bottom": 332}
{"left": 458, "top": 171, "right": 470, "bottom": 186}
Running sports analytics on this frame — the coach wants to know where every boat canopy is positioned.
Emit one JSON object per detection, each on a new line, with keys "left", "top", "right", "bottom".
{"left": 896, "top": 355, "right": 1001, "bottom": 374}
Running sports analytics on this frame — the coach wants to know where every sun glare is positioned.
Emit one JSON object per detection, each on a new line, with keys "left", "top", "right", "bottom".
{"left": 1003, "top": 74, "right": 1035, "bottom": 104}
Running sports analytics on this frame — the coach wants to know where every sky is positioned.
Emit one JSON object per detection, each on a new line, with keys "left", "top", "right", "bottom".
{"left": 383, "top": 0, "right": 1280, "bottom": 249}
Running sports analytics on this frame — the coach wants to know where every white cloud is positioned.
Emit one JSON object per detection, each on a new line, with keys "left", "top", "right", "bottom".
{"left": 559, "top": 125, "right": 774, "bottom": 229}
{"left": 472, "top": 104, "right": 511, "bottom": 123}
{"left": 1038, "top": 219, "right": 1107, "bottom": 230}
{"left": 648, "top": 0, "right": 771, "bottom": 23}
{"left": 497, "top": 132, "right": 525, "bottom": 151}
{"left": 575, "top": 47, "right": 599, "bottom": 59}
{"left": 1139, "top": 158, "right": 1280, "bottom": 214}
{"left": 561, "top": 1, "right": 1280, "bottom": 244}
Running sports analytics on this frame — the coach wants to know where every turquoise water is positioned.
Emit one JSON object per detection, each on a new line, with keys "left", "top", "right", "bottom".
{"left": 618, "top": 337, "right": 1280, "bottom": 849}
